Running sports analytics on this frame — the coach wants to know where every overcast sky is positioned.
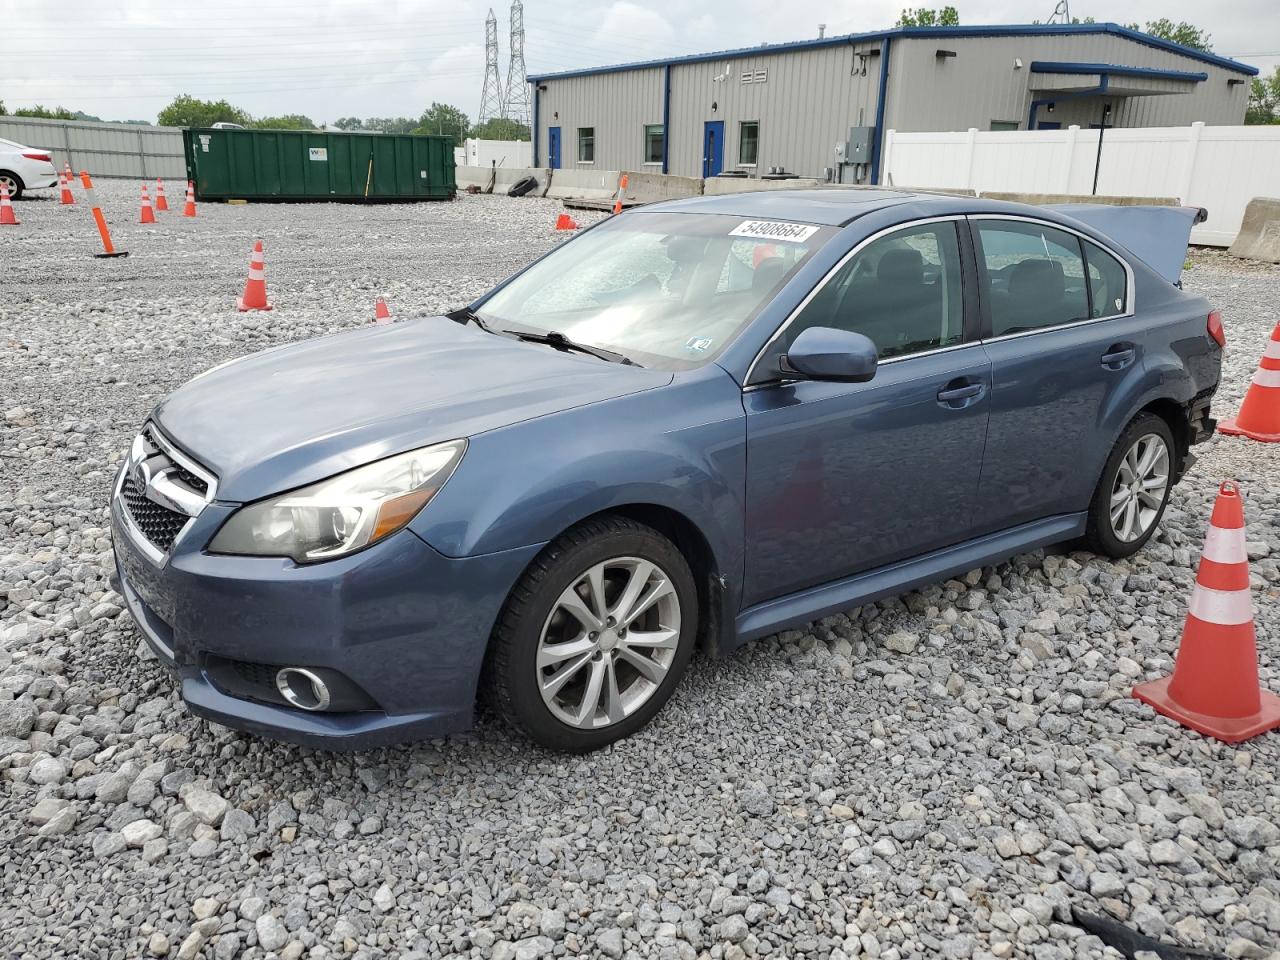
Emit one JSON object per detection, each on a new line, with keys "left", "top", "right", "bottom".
{"left": 6, "top": 1, "right": 1278, "bottom": 124}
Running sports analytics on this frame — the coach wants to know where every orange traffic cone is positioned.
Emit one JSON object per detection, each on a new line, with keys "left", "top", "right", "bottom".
{"left": 1133, "top": 481, "right": 1280, "bottom": 743}
{"left": 63, "top": 161, "right": 74, "bottom": 185}
{"left": 183, "top": 181, "right": 197, "bottom": 218}
{"left": 59, "top": 172, "right": 75, "bottom": 205}
{"left": 374, "top": 297, "right": 392, "bottom": 324}
{"left": 236, "top": 240, "right": 273, "bottom": 312}
{"left": 154, "top": 178, "right": 169, "bottom": 212}
{"left": 612, "top": 173, "right": 629, "bottom": 215}
{"left": 79, "top": 171, "right": 127, "bottom": 258}
{"left": 1219, "top": 323, "right": 1280, "bottom": 442}
{"left": 139, "top": 184, "right": 156, "bottom": 224}
{"left": 554, "top": 213, "right": 578, "bottom": 231}
{"left": 0, "top": 183, "right": 18, "bottom": 226}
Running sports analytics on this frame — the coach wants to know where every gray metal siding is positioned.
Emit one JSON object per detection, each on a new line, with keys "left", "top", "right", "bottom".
{"left": 536, "top": 68, "right": 663, "bottom": 171}
{"left": 0, "top": 116, "right": 187, "bottom": 180}
{"left": 667, "top": 42, "right": 882, "bottom": 180}
{"left": 534, "top": 30, "right": 1248, "bottom": 182}
{"left": 885, "top": 34, "right": 1247, "bottom": 132}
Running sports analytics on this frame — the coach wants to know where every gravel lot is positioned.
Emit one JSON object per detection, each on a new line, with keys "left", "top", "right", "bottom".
{"left": 2, "top": 181, "right": 1278, "bottom": 960}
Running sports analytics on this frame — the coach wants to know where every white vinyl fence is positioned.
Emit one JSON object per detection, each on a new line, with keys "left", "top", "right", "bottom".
{"left": 0, "top": 116, "right": 187, "bottom": 180}
{"left": 882, "top": 122, "right": 1280, "bottom": 247}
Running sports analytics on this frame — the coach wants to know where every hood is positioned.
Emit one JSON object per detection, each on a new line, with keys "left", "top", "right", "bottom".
{"left": 1048, "top": 204, "right": 1207, "bottom": 285}
{"left": 154, "top": 317, "right": 672, "bottom": 502}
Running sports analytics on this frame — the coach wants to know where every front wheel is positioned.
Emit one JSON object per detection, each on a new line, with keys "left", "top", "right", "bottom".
{"left": 1084, "top": 412, "right": 1175, "bottom": 558}
{"left": 487, "top": 516, "right": 698, "bottom": 752}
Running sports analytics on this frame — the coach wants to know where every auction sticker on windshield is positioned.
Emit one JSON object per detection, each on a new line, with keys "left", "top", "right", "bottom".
{"left": 730, "top": 220, "right": 821, "bottom": 243}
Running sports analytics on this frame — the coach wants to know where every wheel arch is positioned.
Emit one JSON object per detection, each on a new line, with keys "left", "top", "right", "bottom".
{"left": 0, "top": 169, "right": 24, "bottom": 192}
{"left": 1137, "top": 397, "right": 1192, "bottom": 479}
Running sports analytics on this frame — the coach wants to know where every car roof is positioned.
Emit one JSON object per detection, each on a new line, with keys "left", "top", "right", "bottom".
{"left": 639, "top": 189, "right": 931, "bottom": 226}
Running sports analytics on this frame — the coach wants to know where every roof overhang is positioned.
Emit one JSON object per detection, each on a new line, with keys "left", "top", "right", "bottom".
{"left": 1029, "top": 60, "right": 1206, "bottom": 97}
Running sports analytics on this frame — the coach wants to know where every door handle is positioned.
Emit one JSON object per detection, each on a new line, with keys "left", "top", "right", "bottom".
{"left": 937, "top": 379, "right": 986, "bottom": 409}
{"left": 1100, "top": 343, "right": 1136, "bottom": 370}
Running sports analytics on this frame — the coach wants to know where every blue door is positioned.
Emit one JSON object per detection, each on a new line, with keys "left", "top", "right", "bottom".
{"left": 702, "top": 121, "right": 724, "bottom": 178}
{"left": 742, "top": 219, "right": 990, "bottom": 605}
{"left": 548, "top": 127, "right": 561, "bottom": 169}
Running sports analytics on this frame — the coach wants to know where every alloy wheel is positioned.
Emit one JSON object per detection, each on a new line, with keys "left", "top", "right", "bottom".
{"left": 1109, "top": 433, "right": 1170, "bottom": 542}
{"left": 536, "top": 556, "right": 681, "bottom": 729}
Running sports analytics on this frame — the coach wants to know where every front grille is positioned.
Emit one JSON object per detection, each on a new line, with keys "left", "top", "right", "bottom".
{"left": 121, "top": 472, "right": 190, "bottom": 552}
{"left": 142, "top": 427, "right": 209, "bottom": 495}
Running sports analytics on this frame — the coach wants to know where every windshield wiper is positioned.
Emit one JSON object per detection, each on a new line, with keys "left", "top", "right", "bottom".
{"left": 502, "top": 329, "right": 639, "bottom": 366}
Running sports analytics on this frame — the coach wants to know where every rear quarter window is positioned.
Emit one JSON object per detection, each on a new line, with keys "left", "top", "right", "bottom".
{"left": 1084, "top": 240, "right": 1129, "bottom": 318}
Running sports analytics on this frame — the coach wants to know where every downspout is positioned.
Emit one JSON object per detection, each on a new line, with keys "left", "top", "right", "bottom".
{"left": 870, "top": 37, "right": 892, "bottom": 185}
{"left": 662, "top": 64, "right": 672, "bottom": 175}
{"left": 532, "top": 84, "right": 540, "bottom": 167}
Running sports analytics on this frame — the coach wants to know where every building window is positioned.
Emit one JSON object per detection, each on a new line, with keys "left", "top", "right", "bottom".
{"left": 644, "top": 124, "right": 664, "bottom": 165}
{"left": 739, "top": 121, "right": 759, "bottom": 166}
{"left": 989, "top": 120, "right": 1020, "bottom": 131}
{"left": 577, "top": 127, "right": 595, "bottom": 163}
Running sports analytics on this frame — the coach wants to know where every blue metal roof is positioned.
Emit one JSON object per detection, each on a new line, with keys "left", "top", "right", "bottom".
{"left": 1030, "top": 61, "right": 1208, "bottom": 82}
{"left": 527, "top": 22, "right": 1258, "bottom": 82}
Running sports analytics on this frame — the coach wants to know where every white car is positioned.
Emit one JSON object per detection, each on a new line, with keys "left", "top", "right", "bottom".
{"left": 0, "top": 137, "right": 59, "bottom": 199}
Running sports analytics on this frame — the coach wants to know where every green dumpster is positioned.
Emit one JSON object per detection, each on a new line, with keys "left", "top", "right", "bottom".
{"left": 183, "top": 128, "right": 456, "bottom": 202}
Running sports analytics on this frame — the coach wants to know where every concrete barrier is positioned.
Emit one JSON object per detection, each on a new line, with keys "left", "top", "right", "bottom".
{"left": 980, "top": 191, "right": 1178, "bottom": 207}
{"left": 620, "top": 171, "right": 702, "bottom": 203}
{"left": 703, "top": 177, "right": 827, "bottom": 195}
{"left": 546, "top": 169, "right": 622, "bottom": 201}
{"left": 1228, "top": 197, "right": 1280, "bottom": 263}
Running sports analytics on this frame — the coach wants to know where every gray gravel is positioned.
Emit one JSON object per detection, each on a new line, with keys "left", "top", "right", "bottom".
{"left": 2, "top": 181, "right": 1279, "bottom": 960}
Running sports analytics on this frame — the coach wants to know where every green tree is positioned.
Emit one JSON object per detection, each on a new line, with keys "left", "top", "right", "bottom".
{"left": 896, "top": 6, "right": 959, "bottom": 26}
{"left": 413, "top": 102, "right": 472, "bottom": 138}
{"left": 0, "top": 100, "right": 6, "bottom": 116}
{"left": 469, "top": 117, "right": 530, "bottom": 141}
{"left": 333, "top": 117, "right": 364, "bottom": 131}
{"left": 157, "top": 94, "right": 252, "bottom": 128}
{"left": 1126, "top": 19, "right": 1211, "bottom": 51}
{"left": 253, "top": 114, "right": 317, "bottom": 130}
{"left": 1247, "top": 67, "right": 1280, "bottom": 124}
{"left": 13, "top": 105, "right": 78, "bottom": 120}
{"left": 362, "top": 116, "right": 418, "bottom": 134}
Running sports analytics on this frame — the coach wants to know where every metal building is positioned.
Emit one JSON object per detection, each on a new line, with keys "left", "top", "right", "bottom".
{"left": 527, "top": 23, "right": 1256, "bottom": 185}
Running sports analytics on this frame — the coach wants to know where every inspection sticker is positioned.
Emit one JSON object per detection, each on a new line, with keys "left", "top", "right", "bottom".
{"left": 730, "top": 219, "right": 820, "bottom": 243}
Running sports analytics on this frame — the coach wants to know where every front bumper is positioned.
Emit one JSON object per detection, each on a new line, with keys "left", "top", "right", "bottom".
{"left": 111, "top": 494, "right": 542, "bottom": 750}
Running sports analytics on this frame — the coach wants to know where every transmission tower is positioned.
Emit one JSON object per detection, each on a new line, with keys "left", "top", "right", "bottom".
{"left": 502, "top": 0, "right": 531, "bottom": 126}
{"left": 478, "top": 8, "right": 504, "bottom": 123}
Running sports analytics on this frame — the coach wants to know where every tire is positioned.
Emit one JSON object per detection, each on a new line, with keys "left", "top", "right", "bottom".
{"left": 507, "top": 175, "right": 538, "bottom": 197}
{"left": 1084, "top": 412, "right": 1176, "bottom": 559}
{"left": 0, "top": 171, "right": 23, "bottom": 200}
{"left": 487, "top": 515, "right": 698, "bottom": 752}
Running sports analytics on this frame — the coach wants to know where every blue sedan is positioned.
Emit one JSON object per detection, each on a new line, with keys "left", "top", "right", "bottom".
{"left": 111, "top": 189, "right": 1222, "bottom": 751}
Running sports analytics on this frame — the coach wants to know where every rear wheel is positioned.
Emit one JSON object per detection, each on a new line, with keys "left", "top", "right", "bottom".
{"left": 487, "top": 516, "right": 697, "bottom": 752}
{"left": 0, "top": 171, "right": 22, "bottom": 200}
{"left": 1085, "top": 412, "right": 1175, "bottom": 558}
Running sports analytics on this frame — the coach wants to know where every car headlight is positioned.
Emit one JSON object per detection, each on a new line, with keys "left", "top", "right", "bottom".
{"left": 208, "top": 440, "right": 465, "bottom": 563}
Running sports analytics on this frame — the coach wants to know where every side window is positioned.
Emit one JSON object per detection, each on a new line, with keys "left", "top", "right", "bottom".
{"left": 1084, "top": 240, "right": 1128, "bottom": 318}
{"left": 786, "top": 222, "right": 965, "bottom": 361}
{"left": 976, "top": 221, "right": 1090, "bottom": 336}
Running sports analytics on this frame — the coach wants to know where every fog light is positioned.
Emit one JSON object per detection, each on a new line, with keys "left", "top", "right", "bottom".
{"left": 275, "top": 667, "right": 331, "bottom": 712}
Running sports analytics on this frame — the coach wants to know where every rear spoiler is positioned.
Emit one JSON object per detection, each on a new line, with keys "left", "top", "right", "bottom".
{"left": 1047, "top": 204, "right": 1207, "bottom": 285}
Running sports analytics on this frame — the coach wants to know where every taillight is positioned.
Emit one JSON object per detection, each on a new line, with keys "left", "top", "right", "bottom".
{"left": 21, "top": 152, "right": 52, "bottom": 162}
{"left": 1207, "top": 309, "right": 1225, "bottom": 348}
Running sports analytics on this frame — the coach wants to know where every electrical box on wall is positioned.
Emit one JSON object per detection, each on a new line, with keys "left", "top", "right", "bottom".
{"left": 845, "top": 126, "right": 874, "bottom": 164}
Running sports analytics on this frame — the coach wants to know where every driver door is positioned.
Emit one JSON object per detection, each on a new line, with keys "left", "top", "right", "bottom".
{"left": 742, "top": 218, "right": 991, "bottom": 606}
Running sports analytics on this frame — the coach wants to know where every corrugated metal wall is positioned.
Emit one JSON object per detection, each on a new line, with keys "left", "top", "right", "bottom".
{"left": 667, "top": 42, "right": 882, "bottom": 181}
{"left": 0, "top": 117, "right": 186, "bottom": 179}
{"left": 536, "top": 67, "right": 664, "bottom": 170}
{"left": 886, "top": 34, "right": 1248, "bottom": 132}
{"left": 534, "top": 31, "right": 1250, "bottom": 183}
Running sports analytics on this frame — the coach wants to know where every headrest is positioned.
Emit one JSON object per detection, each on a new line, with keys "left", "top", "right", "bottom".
{"left": 753, "top": 256, "right": 788, "bottom": 294}
{"left": 878, "top": 248, "right": 924, "bottom": 287}
{"left": 1008, "top": 258, "right": 1064, "bottom": 300}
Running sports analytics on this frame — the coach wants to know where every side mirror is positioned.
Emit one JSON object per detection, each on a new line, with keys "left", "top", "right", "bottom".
{"left": 779, "top": 326, "right": 878, "bottom": 383}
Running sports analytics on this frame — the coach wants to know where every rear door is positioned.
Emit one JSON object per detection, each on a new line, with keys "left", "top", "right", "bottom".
{"left": 969, "top": 216, "right": 1142, "bottom": 533}
{"left": 742, "top": 217, "right": 991, "bottom": 606}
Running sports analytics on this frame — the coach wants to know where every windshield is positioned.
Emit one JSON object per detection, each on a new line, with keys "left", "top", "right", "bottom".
{"left": 475, "top": 212, "right": 833, "bottom": 369}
